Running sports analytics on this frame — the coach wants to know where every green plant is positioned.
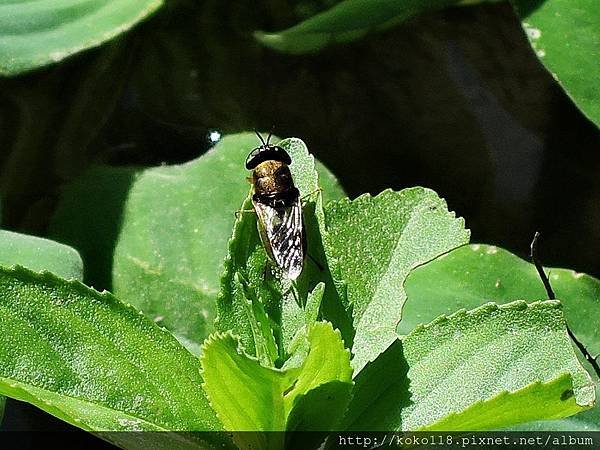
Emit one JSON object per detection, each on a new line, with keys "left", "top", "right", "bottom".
{"left": 1, "top": 0, "right": 598, "bottom": 446}
{"left": 0, "top": 134, "right": 597, "bottom": 449}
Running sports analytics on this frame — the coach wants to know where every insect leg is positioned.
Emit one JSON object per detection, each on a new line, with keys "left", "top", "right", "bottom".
{"left": 234, "top": 208, "right": 256, "bottom": 219}
{"left": 301, "top": 187, "right": 323, "bottom": 204}
{"left": 262, "top": 260, "right": 272, "bottom": 282}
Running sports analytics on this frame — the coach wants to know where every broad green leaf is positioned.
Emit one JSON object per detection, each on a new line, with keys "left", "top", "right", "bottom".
{"left": 201, "top": 321, "right": 352, "bottom": 450}
{"left": 50, "top": 166, "right": 140, "bottom": 290}
{"left": 324, "top": 188, "right": 469, "bottom": 373}
{"left": 0, "top": 214, "right": 83, "bottom": 426}
{"left": 216, "top": 137, "right": 349, "bottom": 364}
{"left": 255, "top": 0, "right": 501, "bottom": 54}
{"left": 0, "top": 265, "right": 227, "bottom": 449}
{"left": 402, "top": 244, "right": 600, "bottom": 358}
{"left": 0, "top": 230, "right": 83, "bottom": 280}
{"left": 386, "top": 237, "right": 600, "bottom": 430}
{"left": 50, "top": 133, "right": 345, "bottom": 355}
{"left": 0, "top": 0, "right": 164, "bottom": 76}
{"left": 342, "top": 301, "right": 594, "bottom": 431}
{"left": 512, "top": 0, "right": 600, "bottom": 127}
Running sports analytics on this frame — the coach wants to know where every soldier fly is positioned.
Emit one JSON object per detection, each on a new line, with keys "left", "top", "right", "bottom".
{"left": 246, "top": 131, "right": 305, "bottom": 280}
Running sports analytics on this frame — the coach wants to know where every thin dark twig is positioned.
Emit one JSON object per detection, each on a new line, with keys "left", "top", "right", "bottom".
{"left": 530, "top": 231, "right": 555, "bottom": 300}
{"left": 530, "top": 231, "right": 600, "bottom": 378}
{"left": 568, "top": 327, "right": 600, "bottom": 378}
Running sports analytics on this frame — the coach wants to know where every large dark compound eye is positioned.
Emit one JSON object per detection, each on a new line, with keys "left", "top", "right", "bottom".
{"left": 245, "top": 145, "right": 292, "bottom": 170}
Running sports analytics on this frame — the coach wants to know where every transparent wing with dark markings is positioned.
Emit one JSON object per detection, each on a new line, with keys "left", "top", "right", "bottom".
{"left": 253, "top": 195, "right": 304, "bottom": 280}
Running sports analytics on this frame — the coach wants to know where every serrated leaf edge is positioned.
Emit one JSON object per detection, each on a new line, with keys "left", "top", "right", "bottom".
{"left": 405, "top": 299, "right": 561, "bottom": 337}
{"left": 0, "top": 264, "right": 162, "bottom": 320}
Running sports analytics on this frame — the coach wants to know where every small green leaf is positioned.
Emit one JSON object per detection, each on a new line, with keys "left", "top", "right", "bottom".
{"left": 0, "top": 230, "right": 83, "bottom": 280}
{"left": 201, "top": 321, "right": 352, "bottom": 450}
{"left": 50, "top": 133, "right": 345, "bottom": 355}
{"left": 512, "top": 0, "right": 600, "bottom": 127}
{"left": 216, "top": 137, "right": 348, "bottom": 364}
{"left": 343, "top": 301, "right": 594, "bottom": 431}
{"left": 0, "top": 265, "right": 226, "bottom": 449}
{"left": 402, "top": 244, "right": 600, "bottom": 358}
{"left": 324, "top": 188, "right": 469, "bottom": 373}
{"left": 0, "top": 0, "right": 164, "bottom": 76}
{"left": 255, "top": 0, "right": 492, "bottom": 54}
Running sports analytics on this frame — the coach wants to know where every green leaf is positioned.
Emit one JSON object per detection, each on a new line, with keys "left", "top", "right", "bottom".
{"left": 255, "top": 0, "right": 495, "bottom": 54}
{"left": 343, "top": 301, "right": 594, "bottom": 431}
{"left": 50, "top": 133, "right": 346, "bottom": 356}
{"left": 0, "top": 0, "right": 164, "bottom": 76}
{"left": 324, "top": 188, "right": 469, "bottom": 373}
{"left": 0, "top": 230, "right": 83, "bottom": 280}
{"left": 0, "top": 265, "right": 226, "bottom": 449}
{"left": 402, "top": 244, "right": 600, "bottom": 359}
{"left": 50, "top": 166, "right": 140, "bottom": 290}
{"left": 399, "top": 242, "right": 600, "bottom": 431}
{"left": 216, "top": 137, "right": 348, "bottom": 365}
{"left": 201, "top": 321, "right": 352, "bottom": 450}
{"left": 512, "top": 0, "right": 600, "bottom": 127}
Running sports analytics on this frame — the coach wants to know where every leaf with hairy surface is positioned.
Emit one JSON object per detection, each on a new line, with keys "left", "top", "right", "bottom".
{"left": 341, "top": 301, "right": 594, "bottom": 432}
{"left": 0, "top": 266, "right": 228, "bottom": 449}
{"left": 324, "top": 188, "right": 469, "bottom": 373}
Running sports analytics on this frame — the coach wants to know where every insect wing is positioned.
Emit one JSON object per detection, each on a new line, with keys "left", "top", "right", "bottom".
{"left": 253, "top": 196, "right": 304, "bottom": 280}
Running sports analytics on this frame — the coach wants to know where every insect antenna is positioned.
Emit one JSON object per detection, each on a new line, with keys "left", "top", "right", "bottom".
{"left": 254, "top": 129, "right": 267, "bottom": 146}
{"left": 266, "top": 125, "right": 275, "bottom": 145}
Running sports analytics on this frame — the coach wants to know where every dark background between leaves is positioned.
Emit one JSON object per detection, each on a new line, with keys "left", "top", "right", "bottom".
{"left": 1, "top": 0, "right": 598, "bottom": 441}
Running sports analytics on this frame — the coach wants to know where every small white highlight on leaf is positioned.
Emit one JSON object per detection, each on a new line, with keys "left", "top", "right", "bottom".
{"left": 118, "top": 418, "right": 143, "bottom": 431}
{"left": 208, "top": 130, "right": 222, "bottom": 143}
{"left": 486, "top": 246, "right": 498, "bottom": 254}
{"left": 524, "top": 25, "right": 542, "bottom": 40}
{"left": 495, "top": 279, "right": 501, "bottom": 288}
{"left": 49, "top": 51, "right": 67, "bottom": 62}
{"left": 536, "top": 49, "right": 546, "bottom": 57}
{"left": 472, "top": 244, "right": 481, "bottom": 251}
{"left": 153, "top": 315, "right": 164, "bottom": 322}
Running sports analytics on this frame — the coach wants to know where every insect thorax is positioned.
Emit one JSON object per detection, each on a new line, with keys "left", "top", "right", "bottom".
{"left": 252, "top": 160, "right": 296, "bottom": 195}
